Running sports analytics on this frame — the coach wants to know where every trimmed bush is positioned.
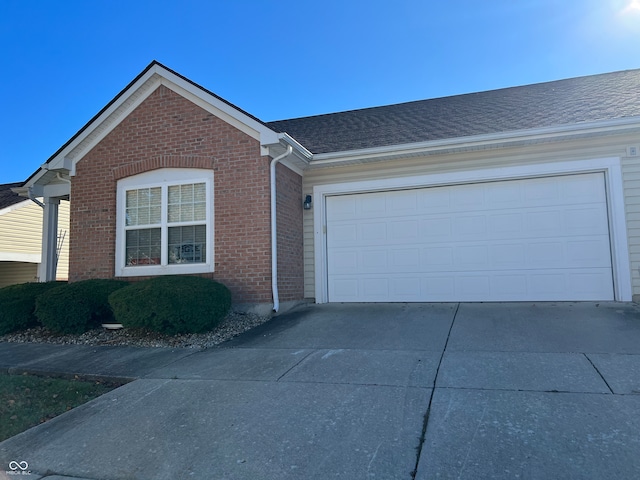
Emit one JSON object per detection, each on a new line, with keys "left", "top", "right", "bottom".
{"left": 109, "top": 276, "right": 231, "bottom": 335}
{"left": 0, "top": 281, "right": 67, "bottom": 335}
{"left": 35, "top": 279, "right": 129, "bottom": 334}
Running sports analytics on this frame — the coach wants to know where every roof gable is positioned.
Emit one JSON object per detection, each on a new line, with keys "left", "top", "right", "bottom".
{"left": 31, "top": 61, "right": 283, "bottom": 181}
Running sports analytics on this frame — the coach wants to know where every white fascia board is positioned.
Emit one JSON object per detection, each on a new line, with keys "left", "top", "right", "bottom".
{"left": 27, "top": 183, "right": 71, "bottom": 199}
{"left": 0, "top": 252, "right": 41, "bottom": 263}
{"left": 0, "top": 199, "right": 32, "bottom": 216}
{"left": 310, "top": 116, "right": 640, "bottom": 166}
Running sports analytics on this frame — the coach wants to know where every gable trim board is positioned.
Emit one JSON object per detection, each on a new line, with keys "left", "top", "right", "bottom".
{"left": 313, "top": 157, "right": 631, "bottom": 303}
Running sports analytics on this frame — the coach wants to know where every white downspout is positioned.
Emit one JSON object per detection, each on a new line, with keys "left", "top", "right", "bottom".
{"left": 270, "top": 145, "right": 293, "bottom": 312}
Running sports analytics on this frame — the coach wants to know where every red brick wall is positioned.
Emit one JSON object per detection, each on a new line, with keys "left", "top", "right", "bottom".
{"left": 276, "top": 163, "right": 304, "bottom": 301}
{"left": 69, "top": 84, "right": 287, "bottom": 304}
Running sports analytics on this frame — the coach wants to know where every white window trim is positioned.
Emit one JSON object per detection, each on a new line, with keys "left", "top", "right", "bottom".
{"left": 115, "top": 168, "right": 214, "bottom": 277}
{"left": 313, "top": 157, "right": 632, "bottom": 303}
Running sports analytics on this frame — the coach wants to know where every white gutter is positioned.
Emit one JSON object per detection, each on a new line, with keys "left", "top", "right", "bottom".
{"left": 270, "top": 145, "right": 293, "bottom": 312}
{"left": 311, "top": 116, "right": 640, "bottom": 166}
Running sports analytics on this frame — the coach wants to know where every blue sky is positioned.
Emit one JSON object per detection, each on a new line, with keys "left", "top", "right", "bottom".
{"left": 1, "top": 0, "right": 639, "bottom": 184}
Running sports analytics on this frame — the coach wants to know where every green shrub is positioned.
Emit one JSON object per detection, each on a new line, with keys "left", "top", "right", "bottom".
{"left": 109, "top": 276, "right": 231, "bottom": 335}
{"left": 35, "top": 279, "right": 129, "bottom": 334}
{"left": 0, "top": 281, "right": 66, "bottom": 335}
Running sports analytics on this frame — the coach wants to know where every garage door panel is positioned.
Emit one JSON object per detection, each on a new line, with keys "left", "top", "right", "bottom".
{"left": 389, "top": 190, "right": 418, "bottom": 212}
{"left": 524, "top": 178, "right": 560, "bottom": 204}
{"left": 567, "top": 238, "right": 612, "bottom": 265}
{"left": 359, "top": 222, "right": 387, "bottom": 243}
{"left": 451, "top": 184, "right": 486, "bottom": 209}
{"left": 526, "top": 210, "right": 564, "bottom": 235}
{"left": 326, "top": 173, "right": 614, "bottom": 302}
{"left": 455, "top": 245, "right": 489, "bottom": 268}
{"left": 329, "top": 269, "right": 613, "bottom": 302}
{"left": 328, "top": 196, "right": 357, "bottom": 220}
{"left": 419, "top": 188, "right": 451, "bottom": 211}
{"left": 453, "top": 215, "right": 487, "bottom": 237}
{"left": 564, "top": 206, "right": 609, "bottom": 234}
{"left": 490, "top": 244, "right": 525, "bottom": 265}
{"left": 420, "top": 217, "right": 452, "bottom": 239}
{"left": 488, "top": 213, "right": 523, "bottom": 236}
{"left": 361, "top": 250, "right": 388, "bottom": 271}
{"left": 492, "top": 275, "right": 528, "bottom": 296}
{"left": 390, "top": 220, "right": 419, "bottom": 241}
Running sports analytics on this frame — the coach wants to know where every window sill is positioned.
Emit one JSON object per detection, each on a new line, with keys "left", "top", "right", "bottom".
{"left": 116, "top": 262, "right": 214, "bottom": 277}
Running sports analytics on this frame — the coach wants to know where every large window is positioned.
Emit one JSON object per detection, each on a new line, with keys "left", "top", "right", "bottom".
{"left": 116, "top": 169, "right": 213, "bottom": 276}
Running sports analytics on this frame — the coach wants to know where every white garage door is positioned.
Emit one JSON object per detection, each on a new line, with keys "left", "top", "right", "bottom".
{"left": 326, "top": 173, "right": 614, "bottom": 302}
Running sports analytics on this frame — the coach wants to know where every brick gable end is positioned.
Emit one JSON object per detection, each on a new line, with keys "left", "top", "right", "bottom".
{"left": 69, "top": 84, "right": 275, "bottom": 304}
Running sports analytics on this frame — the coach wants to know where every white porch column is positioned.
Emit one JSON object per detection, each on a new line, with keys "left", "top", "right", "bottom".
{"left": 39, "top": 197, "right": 60, "bottom": 282}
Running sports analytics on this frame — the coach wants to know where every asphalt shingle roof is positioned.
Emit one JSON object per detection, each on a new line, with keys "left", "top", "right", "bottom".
{"left": 0, "top": 182, "right": 26, "bottom": 210}
{"left": 266, "top": 69, "right": 640, "bottom": 154}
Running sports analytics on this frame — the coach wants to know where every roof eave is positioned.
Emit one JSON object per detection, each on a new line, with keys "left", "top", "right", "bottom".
{"left": 310, "top": 116, "right": 640, "bottom": 167}
{"left": 262, "top": 132, "right": 314, "bottom": 175}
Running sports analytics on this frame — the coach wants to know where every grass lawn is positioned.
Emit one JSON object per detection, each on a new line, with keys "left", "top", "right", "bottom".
{"left": 0, "top": 373, "right": 122, "bottom": 442}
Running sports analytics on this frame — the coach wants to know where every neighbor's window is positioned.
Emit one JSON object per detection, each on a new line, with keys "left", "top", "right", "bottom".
{"left": 116, "top": 169, "right": 213, "bottom": 277}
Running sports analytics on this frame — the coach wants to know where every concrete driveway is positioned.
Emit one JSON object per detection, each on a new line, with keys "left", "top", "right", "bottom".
{"left": 1, "top": 302, "right": 640, "bottom": 479}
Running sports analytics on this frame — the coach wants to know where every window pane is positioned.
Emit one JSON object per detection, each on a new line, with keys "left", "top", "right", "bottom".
{"left": 194, "top": 202, "right": 206, "bottom": 221}
{"left": 168, "top": 183, "right": 206, "bottom": 223}
{"left": 168, "top": 225, "right": 206, "bottom": 264}
{"left": 181, "top": 204, "right": 194, "bottom": 222}
{"left": 126, "top": 190, "right": 138, "bottom": 208}
{"left": 126, "top": 187, "right": 162, "bottom": 226}
{"left": 150, "top": 205, "right": 161, "bottom": 224}
{"left": 168, "top": 185, "right": 180, "bottom": 205}
{"left": 149, "top": 187, "right": 162, "bottom": 207}
{"left": 125, "top": 228, "right": 161, "bottom": 266}
{"left": 182, "top": 184, "right": 194, "bottom": 203}
{"left": 194, "top": 183, "right": 206, "bottom": 201}
{"left": 125, "top": 208, "right": 138, "bottom": 226}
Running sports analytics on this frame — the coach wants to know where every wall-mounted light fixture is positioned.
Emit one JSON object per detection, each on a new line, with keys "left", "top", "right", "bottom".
{"left": 303, "top": 194, "right": 312, "bottom": 210}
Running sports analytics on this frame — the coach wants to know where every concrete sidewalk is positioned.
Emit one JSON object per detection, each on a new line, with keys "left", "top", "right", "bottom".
{"left": 1, "top": 302, "right": 640, "bottom": 479}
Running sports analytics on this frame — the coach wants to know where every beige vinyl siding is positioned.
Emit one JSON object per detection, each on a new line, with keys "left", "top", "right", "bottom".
{"left": 302, "top": 133, "right": 640, "bottom": 300}
{"left": 0, "top": 200, "right": 42, "bottom": 256}
{"left": 0, "top": 261, "right": 38, "bottom": 288}
{"left": 622, "top": 156, "right": 640, "bottom": 297}
{"left": 0, "top": 199, "right": 70, "bottom": 284}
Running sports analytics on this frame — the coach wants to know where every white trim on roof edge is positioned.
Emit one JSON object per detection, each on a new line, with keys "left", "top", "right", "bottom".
{"left": 29, "top": 63, "right": 286, "bottom": 182}
{"left": 312, "top": 156, "right": 632, "bottom": 303}
{"left": 310, "top": 116, "right": 640, "bottom": 167}
{"left": 0, "top": 199, "right": 32, "bottom": 217}
{"left": 0, "top": 252, "right": 41, "bottom": 263}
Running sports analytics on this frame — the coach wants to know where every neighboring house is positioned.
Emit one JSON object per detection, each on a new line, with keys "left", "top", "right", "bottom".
{"left": 16, "top": 61, "right": 640, "bottom": 312}
{"left": 0, "top": 182, "right": 69, "bottom": 288}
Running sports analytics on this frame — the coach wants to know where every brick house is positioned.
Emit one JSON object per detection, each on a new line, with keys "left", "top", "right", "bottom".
{"left": 18, "top": 62, "right": 640, "bottom": 311}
